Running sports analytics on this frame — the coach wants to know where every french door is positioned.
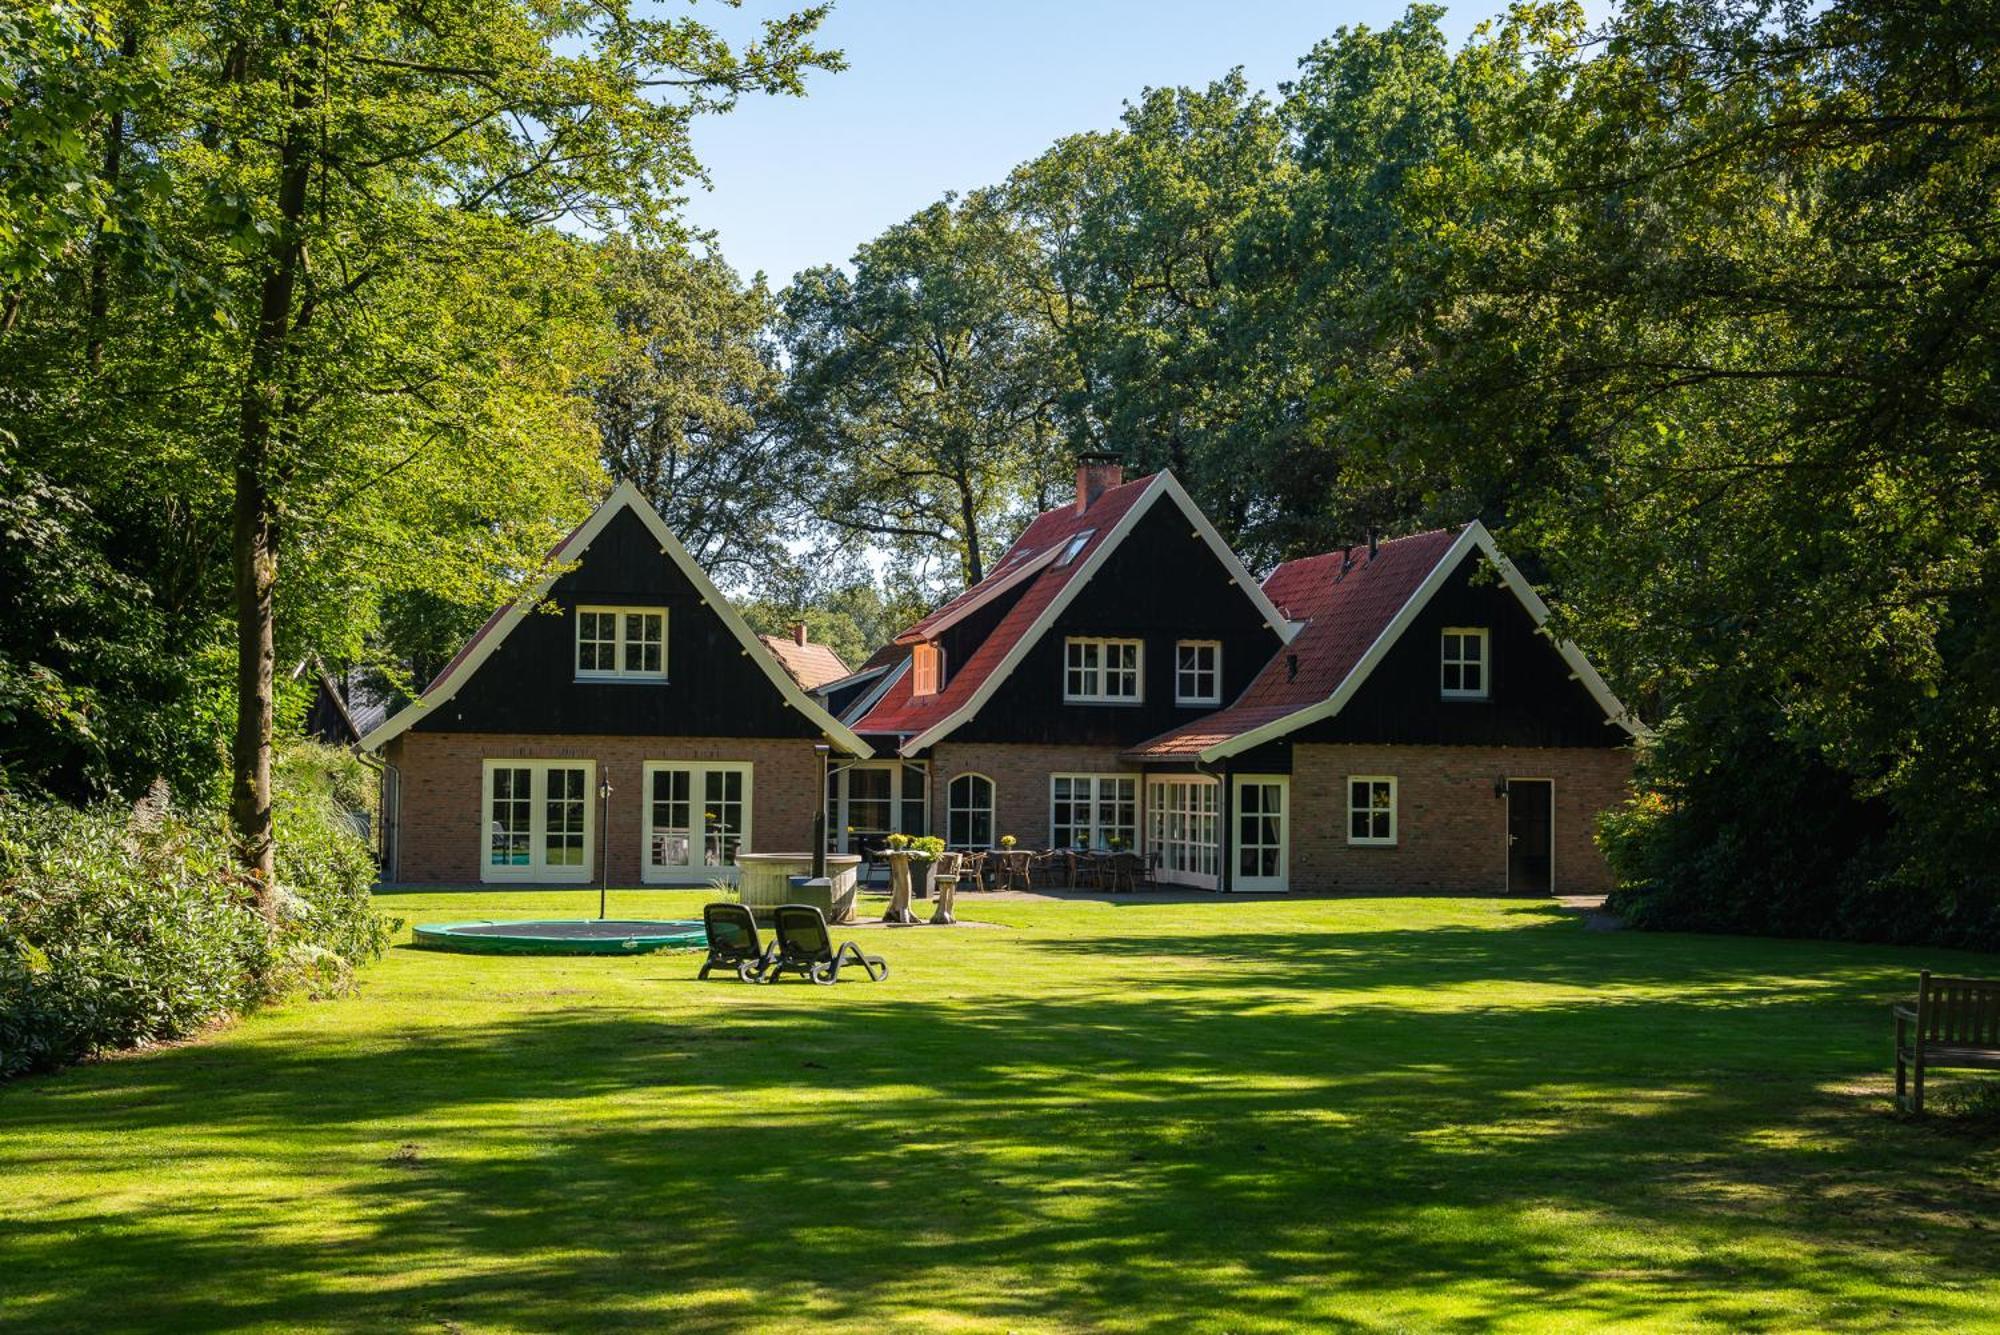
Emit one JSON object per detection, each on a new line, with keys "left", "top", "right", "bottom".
{"left": 1146, "top": 777, "right": 1218, "bottom": 889}
{"left": 827, "top": 761, "right": 928, "bottom": 852}
{"left": 481, "top": 760, "right": 594, "bottom": 883}
{"left": 643, "top": 762, "right": 752, "bottom": 882}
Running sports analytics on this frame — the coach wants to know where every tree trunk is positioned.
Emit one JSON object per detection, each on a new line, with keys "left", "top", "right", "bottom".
{"left": 86, "top": 27, "right": 138, "bottom": 373}
{"left": 230, "top": 37, "right": 314, "bottom": 905}
{"left": 957, "top": 474, "right": 985, "bottom": 585}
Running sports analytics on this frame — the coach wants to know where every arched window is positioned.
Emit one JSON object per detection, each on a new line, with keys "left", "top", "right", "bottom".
{"left": 946, "top": 773, "right": 996, "bottom": 850}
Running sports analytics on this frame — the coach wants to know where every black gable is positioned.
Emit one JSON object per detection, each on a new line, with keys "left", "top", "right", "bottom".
{"left": 1293, "top": 553, "right": 1625, "bottom": 748}
{"left": 411, "top": 505, "right": 820, "bottom": 739}
{"left": 951, "top": 497, "right": 1284, "bottom": 747}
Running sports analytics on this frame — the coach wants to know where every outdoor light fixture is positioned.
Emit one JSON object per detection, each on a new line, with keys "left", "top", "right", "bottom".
{"left": 598, "top": 776, "right": 614, "bottom": 919}
{"left": 1493, "top": 777, "right": 1510, "bottom": 800}
{"left": 811, "top": 743, "right": 832, "bottom": 879}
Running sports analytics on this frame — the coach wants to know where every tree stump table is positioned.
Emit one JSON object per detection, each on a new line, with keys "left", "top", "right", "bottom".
{"left": 882, "top": 851, "right": 922, "bottom": 925}
{"left": 930, "top": 853, "right": 962, "bottom": 926}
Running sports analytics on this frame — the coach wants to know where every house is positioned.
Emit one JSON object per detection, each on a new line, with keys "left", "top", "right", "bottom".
{"left": 364, "top": 459, "right": 1641, "bottom": 895}
{"left": 359, "top": 482, "right": 871, "bottom": 885}
{"left": 839, "top": 455, "right": 1643, "bottom": 894}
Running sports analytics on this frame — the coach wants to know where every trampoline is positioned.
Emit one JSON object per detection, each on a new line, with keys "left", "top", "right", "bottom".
{"left": 412, "top": 919, "right": 705, "bottom": 956}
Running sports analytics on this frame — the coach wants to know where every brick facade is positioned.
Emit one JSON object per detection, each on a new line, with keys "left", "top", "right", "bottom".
{"left": 384, "top": 731, "right": 824, "bottom": 885}
{"left": 1289, "top": 743, "right": 1634, "bottom": 894}
{"left": 929, "top": 742, "right": 1135, "bottom": 850}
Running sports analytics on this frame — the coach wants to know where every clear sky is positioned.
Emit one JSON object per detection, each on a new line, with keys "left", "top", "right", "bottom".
{"left": 681, "top": 1, "right": 1499, "bottom": 286}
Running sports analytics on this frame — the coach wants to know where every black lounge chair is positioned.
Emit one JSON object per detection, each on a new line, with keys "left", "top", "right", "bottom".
{"left": 699, "top": 901, "right": 777, "bottom": 982}
{"left": 765, "top": 903, "right": 888, "bottom": 985}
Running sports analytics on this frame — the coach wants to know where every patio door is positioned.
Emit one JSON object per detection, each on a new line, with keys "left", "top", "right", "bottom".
{"left": 1506, "top": 779, "right": 1553, "bottom": 894}
{"left": 643, "top": 762, "right": 752, "bottom": 883}
{"left": 1232, "top": 776, "right": 1289, "bottom": 892}
{"left": 481, "top": 760, "right": 594, "bottom": 884}
{"left": 827, "top": 761, "right": 928, "bottom": 853}
{"left": 1146, "top": 777, "right": 1218, "bottom": 890}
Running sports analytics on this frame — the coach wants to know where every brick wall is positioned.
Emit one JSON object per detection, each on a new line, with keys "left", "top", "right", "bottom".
{"left": 928, "top": 742, "right": 1135, "bottom": 849}
{"left": 1289, "top": 743, "right": 1634, "bottom": 894}
{"left": 384, "top": 732, "right": 825, "bottom": 885}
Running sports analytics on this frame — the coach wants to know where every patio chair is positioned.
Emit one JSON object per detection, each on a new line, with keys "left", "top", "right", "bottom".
{"left": 698, "top": 901, "right": 778, "bottom": 982}
{"left": 1104, "top": 851, "right": 1144, "bottom": 893}
{"left": 961, "top": 849, "right": 988, "bottom": 891}
{"left": 764, "top": 903, "right": 889, "bottom": 985}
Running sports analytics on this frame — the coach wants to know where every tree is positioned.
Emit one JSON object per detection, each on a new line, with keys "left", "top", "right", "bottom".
{"left": 23, "top": 1, "right": 842, "bottom": 901}
{"left": 593, "top": 236, "right": 815, "bottom": 589}
{"left": 781, "top": 192, "right": 1061, "bottom": 591}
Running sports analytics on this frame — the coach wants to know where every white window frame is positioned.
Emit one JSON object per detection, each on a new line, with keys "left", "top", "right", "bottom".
{"left": 1232, "top": 775, "right": 1289, "bottom": 892}
{"left": 911, "top": 642, "right": 946, "bottom": 697}
{"left": 1063, "top": 637, "right": 1144, "bottom": 704}
{"left": 480, "top": 759, "right": 595, "bottom": 884}
{"left": 1050, "top": 773, "right": 1139, "bottom": 851}
{"left": 1146, "top": 775, "right": 1219, "bottom": 889}
{"left": 640, "top": 761, "right": 753, "bottom": 883}
{"left": 1347, "top": 775, "right": 1398, "bottom": 846}
{"left": 1175, "top": 639, "right": 1222, "bottom": 706}
{"left": 945, "top": 772, "right": 996, "bottom": 850}
{"left": 1440, "top": 626, "right": 1489, "bottom": 700}
{"left": 827, "top": 760, "right": 929, "bottom": 853}
{"left": 575, "top": 605, "right": 668, "bottom": 681}
{"left": 1055, "top": 529, "right": 1095, "bottom": 567}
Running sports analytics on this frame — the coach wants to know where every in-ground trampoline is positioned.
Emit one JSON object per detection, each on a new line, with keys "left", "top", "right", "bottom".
{"left": 412, "top": 919, "right": 705, "bottom": 956}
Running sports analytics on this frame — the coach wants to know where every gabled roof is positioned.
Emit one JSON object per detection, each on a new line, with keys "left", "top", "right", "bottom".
{"left": 758, "top": 634, "right": 851, "bottom": 690}
{"left": 1125, "top": 522, "right": 1644, "bottom": 762}
{"left": 852, "top": 472, "right": 1298, "bottom": 754}
{"left": 360, "top": 481, "right": 872, "bottom": 756}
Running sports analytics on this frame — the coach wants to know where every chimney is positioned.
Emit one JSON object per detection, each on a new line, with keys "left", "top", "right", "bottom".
{"left": 792, "top": 621, "right": 808, "bottom": 646}
{"left": 1367, "top": 527, "right": 1380, "bottom": 559}
{"left": 1075, "top": 451, "right": 1123, "bottom": 514}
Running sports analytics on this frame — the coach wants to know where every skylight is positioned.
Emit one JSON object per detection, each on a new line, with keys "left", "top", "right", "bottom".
{"left": 1055, "top": 530, "right": 1095, "bottom": 567}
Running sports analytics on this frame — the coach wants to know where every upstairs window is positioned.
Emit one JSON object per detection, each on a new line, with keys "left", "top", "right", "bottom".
{"left": 1064, "top": 637, "right": 1142, "bottom": 703}
{"left": 1441, "top": 627, "right": 1489, "bottom": 699}
{"left": 911, "top": 642, "right": 946, "bottom": 697}
{"left": 1175, "top": 640, "right": 1221, "bottom": 705}
{"left": 1055, "top": 529, "right": 1095, "bottom": 567}
{"left": 576, "top": 606, "right": 667, "bottom": 680}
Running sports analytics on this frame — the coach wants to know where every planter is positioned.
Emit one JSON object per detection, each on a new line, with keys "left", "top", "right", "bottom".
{"left": 734, "top": 853, "right": 862, "bottom": 924}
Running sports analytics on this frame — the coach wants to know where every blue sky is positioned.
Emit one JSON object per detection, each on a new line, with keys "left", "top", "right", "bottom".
{"left": 681, "top": 1, "right": 1499, "bottom": 286}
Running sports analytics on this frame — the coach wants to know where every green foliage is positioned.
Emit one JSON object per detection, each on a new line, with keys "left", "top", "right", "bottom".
{"left": 0, "top": 743, "right": 393, "bottom": 1079}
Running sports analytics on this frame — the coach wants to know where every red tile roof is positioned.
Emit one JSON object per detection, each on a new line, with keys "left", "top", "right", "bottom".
{"left": 758, "top": 635, "right": 851, "bottom": 690}
{"left": 1125, "top": 527, "right": 1463, "bottom": 759}
{"left": 852, "top": 474, "right": 1162, "bottom": 740}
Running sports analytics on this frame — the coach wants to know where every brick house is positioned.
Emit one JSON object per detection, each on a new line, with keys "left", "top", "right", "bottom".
{"left": 830, "top": 454, "right": 1644, "bottom": 894}
{"left": 361, "top": 482, "right": 872, "bottom": 885}
{"left": 364, "top": 461, "right": 1643, "bottom": 894}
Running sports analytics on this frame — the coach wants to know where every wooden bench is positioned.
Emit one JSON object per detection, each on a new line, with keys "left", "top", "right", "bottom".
{"left": 1894, "top": 971, "right": 2000, "bottom": 1113}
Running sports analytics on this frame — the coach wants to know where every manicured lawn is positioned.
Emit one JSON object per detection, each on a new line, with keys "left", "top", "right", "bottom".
{"left": 3, "top": 892, "right": 1997, "bottom": 1332}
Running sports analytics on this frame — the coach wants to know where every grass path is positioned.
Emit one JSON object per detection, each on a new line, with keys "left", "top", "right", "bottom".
{"left": 3, "top": 892, "right": 1997, "bottom": 1332}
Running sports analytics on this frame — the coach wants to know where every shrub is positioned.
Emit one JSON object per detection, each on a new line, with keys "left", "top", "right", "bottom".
{"left": 0, "top": 744, "right": 394, "bottom": 1080}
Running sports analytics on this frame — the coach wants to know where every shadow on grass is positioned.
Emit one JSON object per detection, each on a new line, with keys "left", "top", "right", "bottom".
{"left": 2, "top": 913, "right": 1996, "bottom": 1332}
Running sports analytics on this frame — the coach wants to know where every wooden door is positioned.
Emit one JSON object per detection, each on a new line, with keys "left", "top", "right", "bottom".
{"left": 1507, "top": 779, "right": 1553, "bottom": 893}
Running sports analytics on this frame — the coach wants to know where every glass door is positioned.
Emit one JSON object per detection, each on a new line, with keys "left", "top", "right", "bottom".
{"left": 643, "top": 762, "right": 754, "bottom": 883}
{"left": 1232, "top": 776, "right": 1289, "bottom": 892}
{"left": 482, "top": 761, "right": 593, "bottom": 883}
{"left": 1145, "top": 777, "right": 1218, "bottom": 889}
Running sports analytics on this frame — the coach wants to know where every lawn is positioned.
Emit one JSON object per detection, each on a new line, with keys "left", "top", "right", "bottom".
{"left": 2, "top": 892, "right": 1997, "bottom": 1333}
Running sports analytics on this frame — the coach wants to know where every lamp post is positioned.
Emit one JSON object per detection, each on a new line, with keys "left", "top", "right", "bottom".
{"left": 598, "top": 775, "right": 614, "bottom": 920}
{"left": 812, "top": 743, "right": 831, "bottom": 879}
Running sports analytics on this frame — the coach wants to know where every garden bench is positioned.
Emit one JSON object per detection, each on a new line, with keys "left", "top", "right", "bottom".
{"left": 1894, "top": 971, "right": 2000, "bottom": 1113}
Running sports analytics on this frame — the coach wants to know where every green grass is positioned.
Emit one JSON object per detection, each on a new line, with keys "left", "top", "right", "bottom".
{"left": 3, "top": 892, "right": 1998, "bottom": 1333}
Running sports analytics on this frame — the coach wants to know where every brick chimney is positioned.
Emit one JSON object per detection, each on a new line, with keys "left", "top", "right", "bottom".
{"left": 1075, "top": 451, "right": 1124, "bottom": 514}
{"left": 792, "top": 621, "right": 809, "bottom": 646}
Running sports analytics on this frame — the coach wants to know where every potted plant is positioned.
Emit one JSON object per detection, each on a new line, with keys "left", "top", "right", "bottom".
{"left": 999, "top": 834, "right": 1017, "bottom": 850}
{"left": 907, "top": 835, "right": 946, "bottom": 898}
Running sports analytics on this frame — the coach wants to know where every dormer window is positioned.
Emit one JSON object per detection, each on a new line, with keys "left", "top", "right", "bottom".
{"left": 1441, "top": 627, "right": 1488, "bottom": 699}
{"left": 911, "top": 642, "right": 946, "bottom": 697}
{"left": 1065, "top": 637, "right": 1142, "bottom": 703}
{"left": 577, "top": 606, "right": 667, "bottom": 680}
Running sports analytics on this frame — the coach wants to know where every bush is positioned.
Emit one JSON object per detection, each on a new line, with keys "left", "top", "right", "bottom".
{"left": 0, "top": 744, "right": 395, "bottom": 1079}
